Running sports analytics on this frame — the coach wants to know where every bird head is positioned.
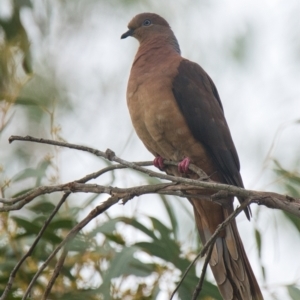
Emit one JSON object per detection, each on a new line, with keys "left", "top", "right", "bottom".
{"left": 121, "top": 13, "right": 180, "bottom": 53}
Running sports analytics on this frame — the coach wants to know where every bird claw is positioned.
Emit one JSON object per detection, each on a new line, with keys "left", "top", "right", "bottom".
{"left": 153, "top": 156, "right": 165, "bottom": 170}
{"left": 178, "top": 157, "right": 191, "bottom": 174}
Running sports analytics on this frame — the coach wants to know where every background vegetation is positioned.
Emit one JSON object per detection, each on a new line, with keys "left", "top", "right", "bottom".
{"left": 0, "top": 0, "right": 300, "bottom": 299}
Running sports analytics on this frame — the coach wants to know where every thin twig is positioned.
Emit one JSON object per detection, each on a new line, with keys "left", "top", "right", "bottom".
{"left": 170, "top": 250, "right": 203, "bottom": 300}
{"left": 0, "top": 182, "right": 179, "bottom": 211}
{"left": 4, "top": 135, "right": 300, "bottom": 299}
{"left": 170, "top": 199, "right": 251, "bottom": 300}
{"left": 41, "top": 247, "right": 69, "bottom": 300}
{"left": 192, "top": 243, "right": 214, "bottom": 300}
{"left": 9, "top": 135, "right": 107, "bottom": 157}
{"left": 22, "top": 195, "right": 125, "bottom": 300}
{"left": 0, "top": 161, "right": 152, "bottom": 206}
{"left": 7, "top": 135, "right": 300, "bottom": 217}
{"left": 0, "top": 193, "right": 69, "bottom": 300}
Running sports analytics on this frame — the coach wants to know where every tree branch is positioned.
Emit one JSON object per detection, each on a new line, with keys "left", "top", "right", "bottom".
{"left": 5, "top": 135, "right": 300, "bottom": 218}
{"left": 3, "top": 135, "right": 300, "bottom": 299}
{"left": 192, "top": 242, "right": 214, "bottom": 300}
{"left": 0, "top": 193, "right": 69, "bottom": 300}
{"left": 41, "top": 247, "right": 69, "bottom": 300}
{"left": 22, "top": 195, "right": 123, "bottom": 300}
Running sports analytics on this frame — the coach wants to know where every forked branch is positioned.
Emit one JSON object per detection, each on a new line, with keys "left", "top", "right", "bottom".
{"left": 0, "top": 135, "right": 299, "bottom": 300}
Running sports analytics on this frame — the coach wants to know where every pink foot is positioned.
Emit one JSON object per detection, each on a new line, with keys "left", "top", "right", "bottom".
{"left": 153, "top": 156, "right": 165, "bottom": 170}
{"left": 178, "top": 157, "right": 191, "bottom": 174}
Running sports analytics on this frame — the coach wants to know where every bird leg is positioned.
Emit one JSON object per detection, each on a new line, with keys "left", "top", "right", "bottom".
{"left": 178, "top": 157, "right": 191, "bottom": 174}
{"left": 153, "top": 156, "right": 165, "bottom": 170}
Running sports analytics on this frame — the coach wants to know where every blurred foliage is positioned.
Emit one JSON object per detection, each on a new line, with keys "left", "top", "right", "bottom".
{"left": 273, "top": 160, "right": 300, "bottom": 233}
{"left": 287, "top": 285, "right": 300, "bottom": 300}
{"left": 0, "top": 1, "right": 299, "bottom": 300}
{"left": 0, "top": 169, "right": 221, "bottom": 299}
{"left": 0, "top": 0, "right": 31, "bottom": 98}
{"left": 0, "top": 1, "right": 28, "bottom": 156}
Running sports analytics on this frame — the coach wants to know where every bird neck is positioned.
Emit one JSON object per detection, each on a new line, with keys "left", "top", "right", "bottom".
{"left": 133, "top": 35, "right": 181, "bottom": 66}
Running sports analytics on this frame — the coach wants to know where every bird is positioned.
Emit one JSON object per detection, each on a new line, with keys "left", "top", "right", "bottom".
{"left": 121, "top": 12, "right": 263, "bottom": 300}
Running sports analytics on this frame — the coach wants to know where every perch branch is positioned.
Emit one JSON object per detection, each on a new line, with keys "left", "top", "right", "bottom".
{"left": 3, "top": 135, "right": 300, "bottom": 299}
{"left": 4, "top": 135, "right": 300, "bottom": 217}
{"left": 192, "top": 242, "right": 214, "bottom": 300}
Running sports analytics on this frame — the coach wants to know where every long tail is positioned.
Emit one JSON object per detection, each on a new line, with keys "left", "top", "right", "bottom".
{"left": 190, "top": 197, "right": 264, "bottom": 300}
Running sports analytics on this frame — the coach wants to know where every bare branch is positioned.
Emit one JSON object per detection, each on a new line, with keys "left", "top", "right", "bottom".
{"left": 0, "top": 193, "right": 69, "bottom": 300}
{"left": 41, "top": 247, "right": 69, "bottom": 300}
{"left": 22, "top": 195, "right": 122, "bottom": 300}
{"left": 3, "top": 135, "right": 300, "bottom": 298}
{"left": 7, "top": 135, "right": 300, "bottom": 218}
{"left": 170, "top": 199, "right": 251, "bottom": 300}
{"left": 192, "top": 243, "right": 214, "bottom": 300}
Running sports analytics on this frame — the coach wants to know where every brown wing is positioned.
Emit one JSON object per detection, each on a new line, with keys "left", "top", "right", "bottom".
{"left": 172, "top": 59, "right": 250, "bottom": 218}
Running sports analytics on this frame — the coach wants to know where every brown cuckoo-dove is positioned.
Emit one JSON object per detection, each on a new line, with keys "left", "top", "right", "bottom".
{"left": 121, "top": 12, "right": 263, "bottom": 300}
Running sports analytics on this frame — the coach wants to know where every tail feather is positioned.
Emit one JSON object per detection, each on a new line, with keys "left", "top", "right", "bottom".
{"left": 164, "top": 165, "right": 263, "bottom": 299}
{"left": 191, "top": 197, "right": 264, "bottom": 300}
{"left": 225, "top": 224, "right": 238, "bottom": 260}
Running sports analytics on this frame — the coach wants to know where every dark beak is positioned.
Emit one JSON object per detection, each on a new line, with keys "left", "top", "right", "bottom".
{"left": 121, "top": 29, "right": 134, "bottom": 39}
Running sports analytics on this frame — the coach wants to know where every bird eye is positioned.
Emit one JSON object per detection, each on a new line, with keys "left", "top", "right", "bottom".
{"left": 143, "top": 19, "right": 152, "bottom": 26}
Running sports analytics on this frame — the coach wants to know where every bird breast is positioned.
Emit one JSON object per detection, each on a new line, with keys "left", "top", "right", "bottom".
{"left": 126, "top": 59, "right": 209, "bottom": 166}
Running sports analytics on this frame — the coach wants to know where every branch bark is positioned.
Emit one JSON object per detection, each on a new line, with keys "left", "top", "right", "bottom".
{"left": 2, "top": 135, "right": 299, "bottom": 299}
{"left": 5, "top": 135, "right": 300, "bottom": 218}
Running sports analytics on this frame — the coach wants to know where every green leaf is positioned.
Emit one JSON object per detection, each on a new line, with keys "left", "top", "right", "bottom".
{"left": 273, "top": 160, "right": 300, "bottom": 191}
{"left": 11, "top": 188, "right": 33, "bottom": 198}
{"left": 201, "top": 280, "right": 222, "bottom": 300}
{"left": 99, "top": 246, "right": 148, "bottom": 299}
{"left": 127, "top": 258, "right": 155, "bottom": 277}
{"left": 135, "top": 239, "right": 180, "bottom": 265}
{"left": 255, "top": 228, "right": 262, "bottom": 258}
{"left": 28, "top": 201, "right": 56, "bottom": 214}
{"left": 12, "top": 216, "right": 42, "bottom": 233}
{"left": 12, "top": 168, "right": 39, "bottom": 181}
{"left": 170, "top": 255, "right": 221, "bottom": 299}
{"left": 68, "top": 234, "right": 91, "bottom": 252}
{"left": 135, "top": 241, "right": 170, "bottom": 261}
{"left": 13, "top": 216, "right": 62, "bottom": 244}
{"left": 120, "top": 217, "right": 158, "bottom": 240}
{"left": 90, "top": 217, "right": 159, "bottom": 241}
{"left": 110, "top": 247, "right": 138, "bottom": 278}
{"left": 90, "top": 218, "right": 120, "bottom": 236}
{"left": 0, "top": 260, "right": 18, "bottom": 273}
{"left": 15, "top": 96, "right": 41, "bottom": 106}
{"left": 284, "top": 212, "right": 300, "bottom": 233}
{"left": 53, "top": 289, "right": 100, "bottom": 300}
{"left": 160, "top": 196, "right": 178, "bottom": 239}
{"left": 150, "top": 216, "right": 172, "bottom": 241}
{"left": 93, "top": 242, "right": 116, "bottom": 257}
{"left": 35, "top": 160, "right": 52, "bottom": 186}
{"left": 104, "top": 233, "right": 125, "bottom": 245}
{"left": 287, "top": 285, "right": 300, "bottom": 300}
{"left": 176, "top": 196, "right": 194, "bottom": 219}
{"left": 175, "top": 262, "right": 198, "bottom": 299}
{"left": 176, "top": 269, "right": 221, "bottom": 300}
{"left": 284, "top": 183, "right": 300, "bottom": 198}
{"left": 47, "top": 218, "right": 75, "bottom": 231}
{"left": 11, "top": 159, "right": 51, "bottom": 187}
{"left": 14, "top": 0, "right": 32, "bottom": 9}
